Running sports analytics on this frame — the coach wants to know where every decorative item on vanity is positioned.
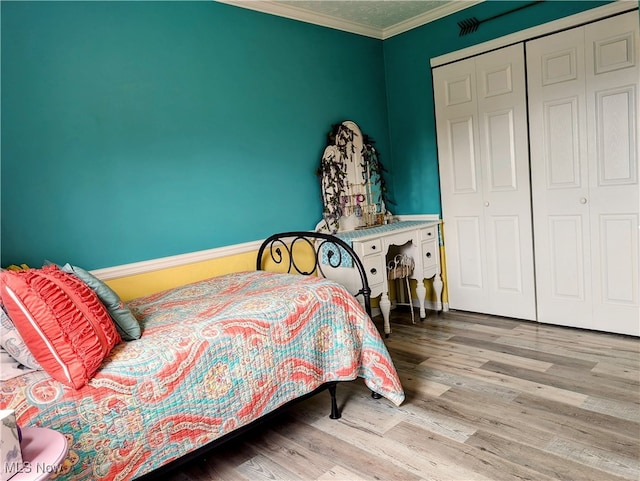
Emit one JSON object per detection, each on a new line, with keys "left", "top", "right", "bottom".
{"left": 316, "top": 121, "right": 391, "bottom": 233}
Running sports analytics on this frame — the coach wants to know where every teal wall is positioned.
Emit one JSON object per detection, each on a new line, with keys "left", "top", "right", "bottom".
{"left": 1, "top": 1, "right": 618, "bottom": 269}
{"left": 1, "top": 1, "right": 390, "bottom": 269}
{"left": 383, "top": 0, "right": 613, "bottom": 215}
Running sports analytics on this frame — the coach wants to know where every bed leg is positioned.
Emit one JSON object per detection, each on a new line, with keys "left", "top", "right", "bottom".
{"left": 371, "top": 391, "right": 382, "bottom": 399}
{"left": 328, "top": 383, "right": 341, "bottom": 419}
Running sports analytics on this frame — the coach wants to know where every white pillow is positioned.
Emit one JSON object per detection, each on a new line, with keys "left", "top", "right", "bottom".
{"left": 0, "top": 306, "right": 42, "bottom": 370}
{"left": 0, "top": 347, "right": 39, "bottom": 381}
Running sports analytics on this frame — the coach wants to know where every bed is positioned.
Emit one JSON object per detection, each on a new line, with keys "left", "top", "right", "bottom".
{"left": 0, "top": 232, "right": 404, "bottom": 480}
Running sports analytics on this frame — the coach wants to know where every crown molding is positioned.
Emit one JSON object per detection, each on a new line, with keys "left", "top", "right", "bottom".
{"left": 217, "top": 0, "right": 382, "bottom": 39}
{"left": 382, "top": 1, "right": 483, "bottom": 40}
{"left": 217, "top": 0, "right": 481, "bottom": 40}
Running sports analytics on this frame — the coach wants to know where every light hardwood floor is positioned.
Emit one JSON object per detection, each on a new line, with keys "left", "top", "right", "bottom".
{"left": 165, "top": 309, "right": 639, "bottom": 481}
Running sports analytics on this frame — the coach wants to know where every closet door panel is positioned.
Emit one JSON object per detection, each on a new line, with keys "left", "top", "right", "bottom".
{"left": 542, "top": 47, "right": 579, "bottom": 85}
{"left": 455, "top": 216, "right": 485, "bottom": 289}
{"left": 477, "top": 44, "right": 536, "bottom": 320}
{"left": 585, "top": 11, "right": 639, "bottom": 335}
{"left": 595, "top": 86, "right": 636, "bottom": 185}
{"left": 484, "top": 109, "right": 517, "bottom": 191}
{"left": 449, "top": 117, "right": 478, "bottom": 193}
{"left": 544, "top": 98, "right": 582, "bottom": 188}
{"left": 548, "top": 215, "right": 587, "bottom": 301}
{"left": 598, "top": 214, "right": 638, "bottom": 303}
{"left": 526, "top": 28, "right": 591, "bottom": 325}
{"left": 490, "top": 215, "right": 523, "bottom": 291}
{"left": 527, "top": 26, "right": 593, "bottom": 326}
{"left": 434, "top": 59, "right": 490, "bottom": 312}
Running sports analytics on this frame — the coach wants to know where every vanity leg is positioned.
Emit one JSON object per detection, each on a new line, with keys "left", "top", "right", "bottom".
{"left": 433, "top": 273, "right": 444, "bottom": 312}
{"left": 416, "top": 280, "right": 427, "bottom": 319}
{"left": 379, "top": 292, "right": 392, "bottom": 336}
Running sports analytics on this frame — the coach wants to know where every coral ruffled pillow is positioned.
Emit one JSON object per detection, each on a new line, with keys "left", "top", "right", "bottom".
{"left": 0, "top": 265, "right": 121, "bottom": 389}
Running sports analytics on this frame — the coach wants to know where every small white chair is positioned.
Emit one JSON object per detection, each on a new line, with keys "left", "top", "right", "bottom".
{"left": 387, "top": 254, "right": 416, "bottom": 324}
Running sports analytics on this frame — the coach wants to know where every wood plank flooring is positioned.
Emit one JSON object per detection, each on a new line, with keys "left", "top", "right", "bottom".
{"left": 165, "top": 309, "right": 640, "bottom": 481}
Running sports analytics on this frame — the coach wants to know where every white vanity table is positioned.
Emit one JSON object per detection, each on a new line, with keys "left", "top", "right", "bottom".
{"left": 315, "top": 121, "right": 443, "bottom": 335}
{"left": 328, "top": 220, "right": 443, "bottom": 336}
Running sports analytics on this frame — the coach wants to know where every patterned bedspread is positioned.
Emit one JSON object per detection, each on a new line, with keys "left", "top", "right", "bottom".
{"left": 1, "top": 271, "right": 404, "bottom": 480}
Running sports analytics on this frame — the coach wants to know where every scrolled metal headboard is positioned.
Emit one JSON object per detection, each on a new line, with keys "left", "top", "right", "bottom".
{"left": 256, "top": 231, "right": 372, "bottom": 317}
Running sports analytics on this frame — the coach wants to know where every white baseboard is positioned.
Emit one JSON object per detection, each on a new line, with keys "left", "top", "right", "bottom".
{"left": 371, "top": 300, "right": 450, "bottom": 319}
{"left": 401, "top": 299, "right": 450, "bottom": 312}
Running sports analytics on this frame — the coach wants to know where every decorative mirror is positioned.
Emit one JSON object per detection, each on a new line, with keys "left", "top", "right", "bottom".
{"left": 316, "top": 121, "right": 390, "bottom": 233}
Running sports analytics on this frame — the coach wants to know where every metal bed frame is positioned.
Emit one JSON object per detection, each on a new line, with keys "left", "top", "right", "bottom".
{"left": 139, "top": 231, "right": 375, "bottom": 479}
{"left": 256, "top": 231, "right": 372, "bottom": 317}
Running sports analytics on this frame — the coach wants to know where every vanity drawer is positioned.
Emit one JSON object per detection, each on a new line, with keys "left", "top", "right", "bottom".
{"left": 421, "top": 226, "right": 437, "bottom": 241}
{"left": 362, "top": 255, "right": 385, "bottom": 286}
{"left": 422, "top": 240, "right": 438, "bottom": 271}
{"left": 359, "top": 238, "right": 383, "bottom": 257}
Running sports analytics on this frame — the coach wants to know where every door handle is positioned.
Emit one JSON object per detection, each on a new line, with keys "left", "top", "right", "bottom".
{"left": 580, "top": 197, "right": 588, "bottom": 204}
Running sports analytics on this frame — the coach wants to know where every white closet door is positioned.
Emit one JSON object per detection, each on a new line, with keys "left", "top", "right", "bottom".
{"left": 435, "top": 44, "right": 536, "bottom": 320}
{"left": 527, "top": 11, "right": 639, "bottom": 336}
{"left": 475, "top": 47, "right": 536, "bottom": 320}
{"left": 527, "top": 27, "right": 593, "bottom": 327}
{"left": 586, "top": 12, "right": 639, "bottom": 335}
{"left": 434, "top": 57, "right": 488, "bottom": 313}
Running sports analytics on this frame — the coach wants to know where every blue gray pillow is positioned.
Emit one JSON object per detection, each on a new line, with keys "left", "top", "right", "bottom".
{"left": 60, "top": 263, "right": 142, "bottom": 341}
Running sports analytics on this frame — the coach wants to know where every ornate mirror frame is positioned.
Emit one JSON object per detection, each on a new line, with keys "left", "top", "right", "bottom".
{"left": 316, "top": 121, "right": 390, "bottom": 233}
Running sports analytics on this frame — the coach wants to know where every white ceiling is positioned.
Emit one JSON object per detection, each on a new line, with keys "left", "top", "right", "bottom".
{"left": 218, "top": 0, "right": 483, "bottom": 39}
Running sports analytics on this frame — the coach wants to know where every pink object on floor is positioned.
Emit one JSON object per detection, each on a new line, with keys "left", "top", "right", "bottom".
{"left": 11, "top": 427, "right": 68, "bottom": 481}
